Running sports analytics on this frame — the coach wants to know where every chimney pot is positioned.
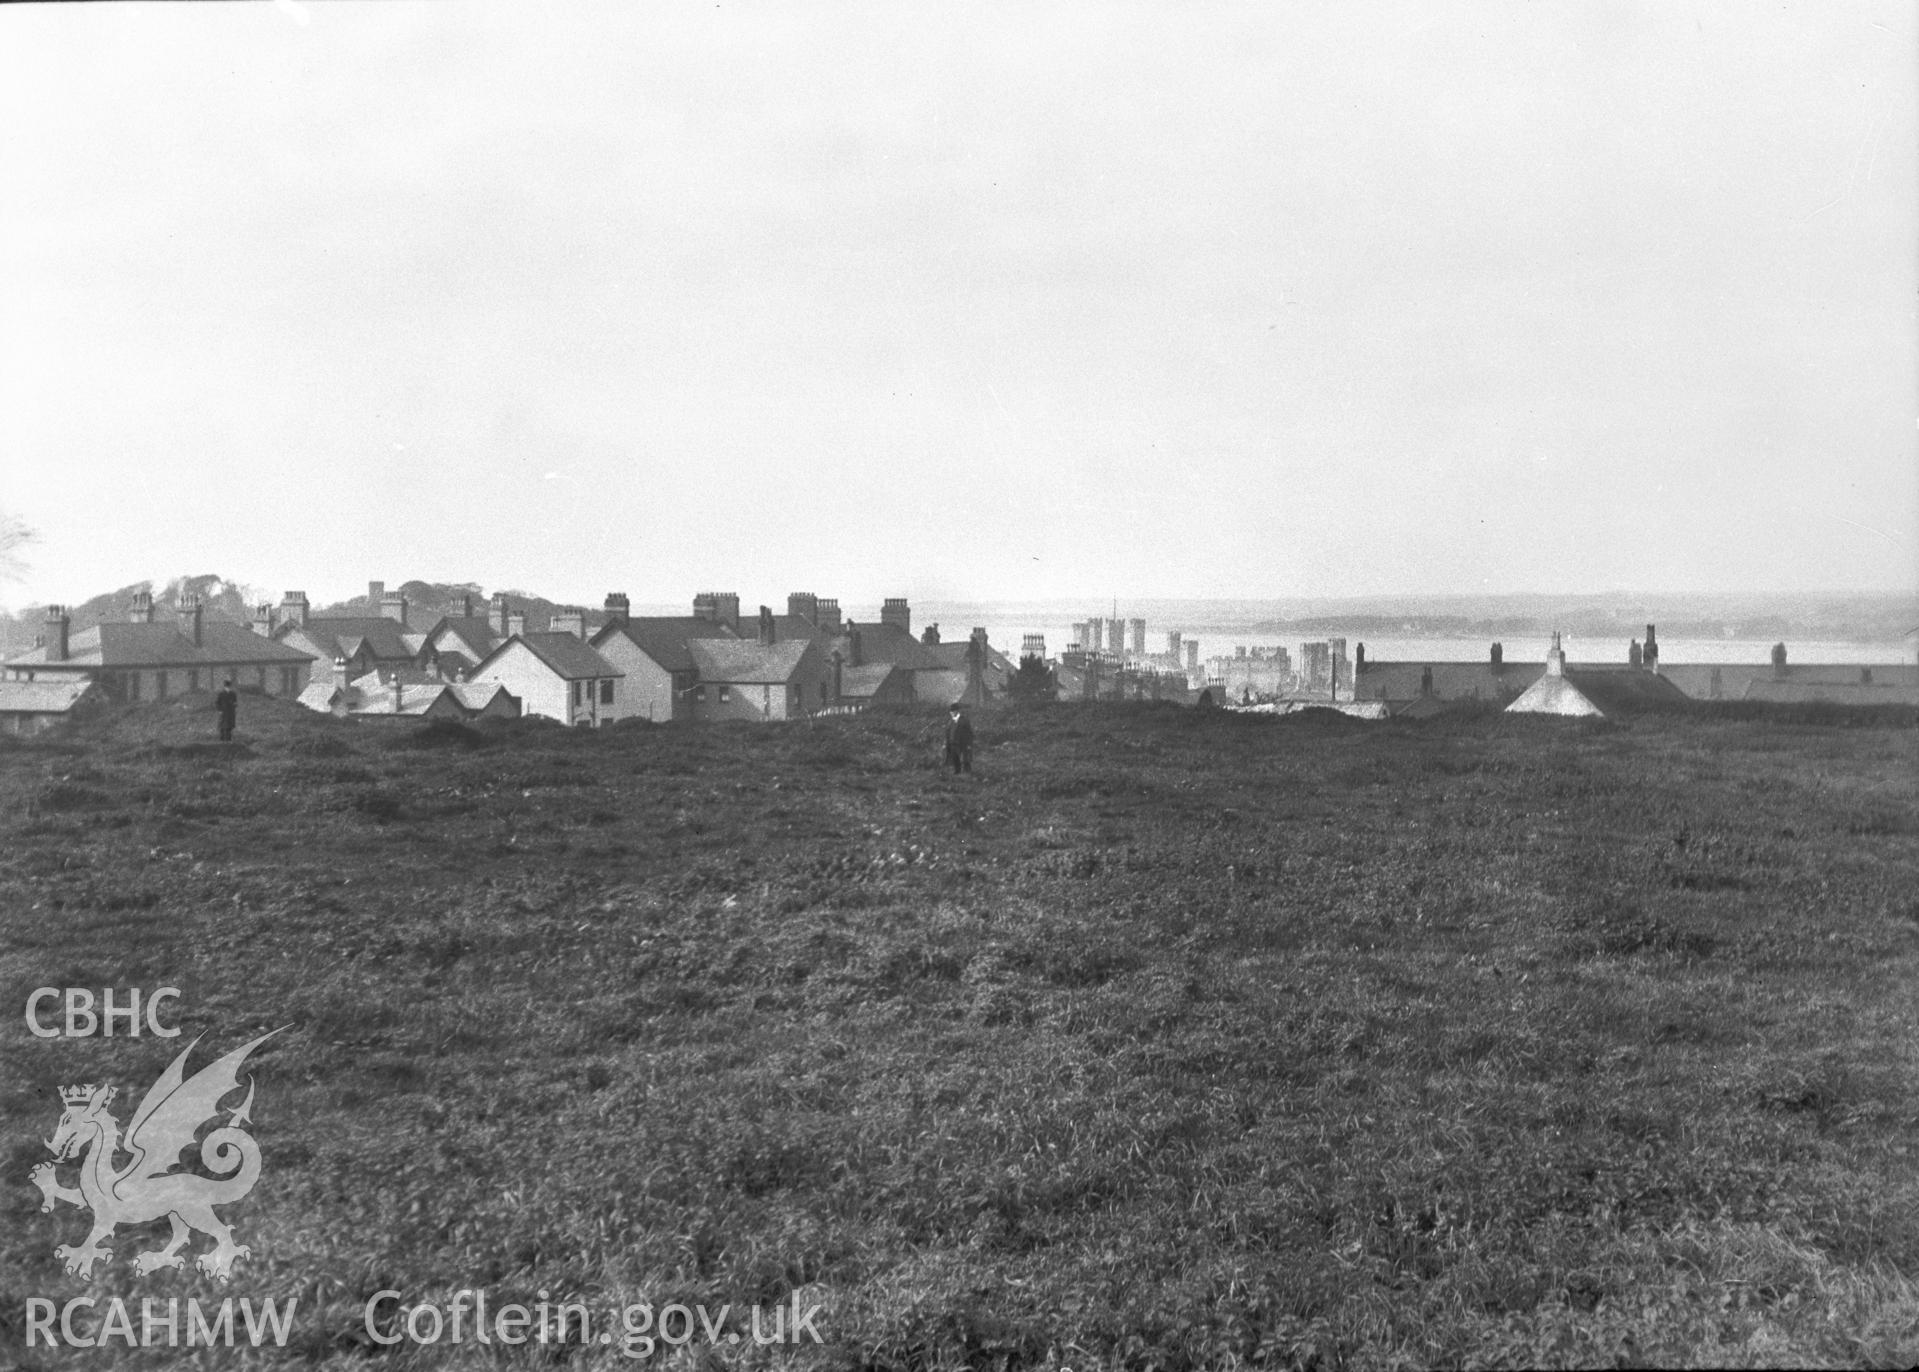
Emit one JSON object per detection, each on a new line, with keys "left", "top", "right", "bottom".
{"left": 758, "top": 605, "right": 775, "bottom": 646}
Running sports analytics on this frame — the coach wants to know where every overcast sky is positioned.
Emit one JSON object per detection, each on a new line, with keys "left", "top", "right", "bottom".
{"left": 2, "top": 1, "right": 1913, "bottom": 612}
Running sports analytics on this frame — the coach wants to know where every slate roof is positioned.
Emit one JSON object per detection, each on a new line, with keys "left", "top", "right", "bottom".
{"left": 424, "top": 615, "right": 499, "bottom": 659}
{"left": 279, "top": 616, "right": 415, "bottom": 662}
{"left": 915, "top": 667, "right": 989, "bottom": 707}
{"left": 1659, "top": 662, "right": 1919, "bottom": 701}
{"left": 449, "top": 682, "right": 517, "bottom": 713}
{"left": 686, "top": 638, "right": 815, "bottom": 684}
{"left": 837, "top": 662, "right": 901, "bottom": 699}
{"left": 305, "top": 677, "right": 458, "bottom": 716}
{"left": 297, "top": 682, "right": 342, "bottom": 713}
{"left": 831, "top": 623, "right": 946, "bottom": 672}
{"left": 7, "top": 621, "right": 315, "bottom": 669}
{"left": 1742, "top": 679, "right": 1919, "bottom": 707}
{"left": 0, "top": 678, "right": 95, "bottom": 714}
{"left": 592, "top": 616, "right": 738, "bottom": 674}
{"left": 503, "top": 633, "right": 624, "bottom": 681}
{"left": 431, "top": 651, "right": 475, "bottom": 679}
{"left": 755, "top": 613, "right": 831, "bottom": 645}
{"left": 1561, "top": 667, "right": 1693, "bottom": 713}
{"left": 926, "top": 638, "right": 1016, "bottom": 686}
{"left": 1354, "top": 661, "right": 1542, "bottom": 703}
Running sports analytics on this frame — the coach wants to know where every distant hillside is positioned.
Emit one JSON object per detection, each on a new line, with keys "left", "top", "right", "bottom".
{"left": 312, "top": 580, "right": 580, "bottom": 634}
{"left": 0, "top": 575, "right": 595, "bottom": 658}
{"left": 0, "top": 574, "right": 261, "bottom": 657}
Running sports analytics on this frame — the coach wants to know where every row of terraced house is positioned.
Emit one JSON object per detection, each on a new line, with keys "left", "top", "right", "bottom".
{"left": 0, "top": 585, "right": 1013, "bottom": 735}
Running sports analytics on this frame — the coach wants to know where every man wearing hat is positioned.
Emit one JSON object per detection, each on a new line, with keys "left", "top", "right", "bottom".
{"left": 215, "top": 678, "right": 239, "bottom": 742}
{"left": 944, "top": 703, "right": 974, "bottom": 775}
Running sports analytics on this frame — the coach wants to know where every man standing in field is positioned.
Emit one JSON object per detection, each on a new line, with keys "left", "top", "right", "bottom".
{"left": 944, "top": 703, "right": 974, "bottom": 776}
{"left": 215, "top": 678, "right": 239, "bottom": 742}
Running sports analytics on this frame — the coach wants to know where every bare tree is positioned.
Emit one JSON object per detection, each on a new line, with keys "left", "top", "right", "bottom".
{"left": 0, "top": 511, "right": 38, "bottom": 585}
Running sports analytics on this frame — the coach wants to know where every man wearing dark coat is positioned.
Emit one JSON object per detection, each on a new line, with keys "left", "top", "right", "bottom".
{"left": 944, "top": 704, "right": 974, "bottom": 775}
{"left": 215, "top": 679, "right": 239, "bottom": 742}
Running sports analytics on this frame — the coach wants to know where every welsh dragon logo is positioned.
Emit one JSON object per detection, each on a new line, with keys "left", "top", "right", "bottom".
{"left": 30, "top": 1030, "right": 280, "bottom": 1282}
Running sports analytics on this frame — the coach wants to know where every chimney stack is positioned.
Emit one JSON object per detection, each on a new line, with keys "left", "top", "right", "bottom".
{"left": 552, "top": 607, "right": 586, "bottom": 639}
{"left": 831, "top": 650, "right": 844, "bottom": 702}
{"left": 603, "top": 593, "right": 630, "bottom": 626}
{"left": 693, "top": 592, "right": 741, "bottom": 633}
{"left": 333, "top": 653, "right": 350, "bottom": 685}
{"left": 368, "top": 580, "right": 384, "bottom": 607}
{"left": 44, "top": 605, "right": 69, "bottom": 662}
{"left": 1420, "top": 666, "right": 1434, "bottom": 696}
{"left": 1629, "top": 639, "right": 1642, "bottom": 668}
{"left": 922, "top": 623, "right": 941, "bottom": 646}
{"left": 490, "top": 593, "right": 511, "bottom": 639}
{"left": 758, "top": 605, "right": 775, "bottom": 646}
{"left": 1771, "top": 642, "right": 1788, "bottom": 679}
{"left": 1490, "top": 642, "right": 1503, "bottom": 672}
{"left": 787, "top": 592, "right": 819, "bottom": 626}
{"left": 1021, "top": 633, "right": 1046, "bottom": 661}
{"left": 847, "top": 624, "right": 864, "bottom": 668}
{"left": 506, "top": 611, "right": 527, "bottom": 639}
{"left": 279, "top": 591, "right": 308, "bottom": 628}
{"left": 816, "top": 598, "right": 842, "bottom": 633}
{"left": 392, "top": 674, "right": 405, "bottom": 714}
{"left": 1355, "top": 643, "right": 1367, "bottom": 676}
{"left": 178, "top": 593, "right": 204, "bottom": 647}
{"left": 380, "top": 592, "right": 409, "bottom": 628}
{"left": 881, "top": 597, "right": 910, "bottom": 636}
{"left": 1643, "top": 624, "right": 1659, "bottom": 672}
{"left": 1547, "top": 631, "right": 1566, "bottom": 678}
{"left": 458, "top": 593, "right": 474, "bottom": 617}
{"left": 129, "top": 589, "right": 154, "bottom": 624}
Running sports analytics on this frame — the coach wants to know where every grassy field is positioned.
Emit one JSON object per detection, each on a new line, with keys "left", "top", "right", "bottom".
{"left": 2, "top": 694, "right": 1916, "bottom": 1369}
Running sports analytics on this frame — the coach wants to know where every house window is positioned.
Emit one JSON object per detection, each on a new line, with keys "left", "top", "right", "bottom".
{"left": 128, "top": 673, "right": 142, "bottom": 702}
{"left": 718, "top": 686, "right": 731, "bottom": 703}
{"left": 571, "top": 681, "right": 582, "bottom": 707}
{"left": 599, "top": 680, "right": 613, "bottom": 705}
{"left": 694, "top": 685, "right": 706, "bottom": 703}
{"left": 187, "top": 669, "right": 199, "bottom": 692}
